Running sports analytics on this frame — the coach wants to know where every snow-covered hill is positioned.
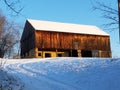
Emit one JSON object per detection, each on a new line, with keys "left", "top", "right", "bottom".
{"left": 1, "top": 57, "right": 120, "bottom": 90}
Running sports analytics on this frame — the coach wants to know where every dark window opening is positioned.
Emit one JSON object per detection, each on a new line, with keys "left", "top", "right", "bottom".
{"left": 38, "top": 53, "right": 41, "bottom": 56}
{"left": 45, "top": 53, "right": 51, "bottom": 58}
{"left": 81, "top": 50, "right": 92, "bottom": 57}
{"left": 72, "top": 50, "right": 78, "bottom": 57}
{"left": 58, "top": 54, "right": 62, "bottom": 57}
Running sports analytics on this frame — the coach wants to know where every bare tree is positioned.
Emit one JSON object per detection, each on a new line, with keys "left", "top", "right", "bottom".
{"left": 0, "top": 13, "right": 20, "bottom": 58}
{"left": 92, "top": 1, "right": 118, "bottom": 31}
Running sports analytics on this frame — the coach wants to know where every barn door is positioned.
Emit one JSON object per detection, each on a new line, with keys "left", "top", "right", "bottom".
{"left": 81, "top": 50, "right": 92, "bottom": 57}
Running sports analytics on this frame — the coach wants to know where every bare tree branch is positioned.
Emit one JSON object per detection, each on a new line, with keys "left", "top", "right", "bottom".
{"left": 0, "top": 13, "right": 20, "bottom": 58}
{"left": 102, "top": 15, "right": 118, "bottom": 22}
{"left": 2, "top": 0, "right": 23, "bottom": 15}
{"left": 92, "top": 1, "right": 118, "bottom": 31}
{"left": 93, "top": 1, "right": 118, "bottom": 15}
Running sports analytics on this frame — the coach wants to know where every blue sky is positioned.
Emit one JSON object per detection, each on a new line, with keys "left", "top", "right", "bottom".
{"left": 0, "top": 0, "right": 120, "bottom": 57}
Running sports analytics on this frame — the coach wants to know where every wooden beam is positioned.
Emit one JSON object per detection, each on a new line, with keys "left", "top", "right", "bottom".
{"left": 56, "top": 49, "right": 58, "bottom": 57}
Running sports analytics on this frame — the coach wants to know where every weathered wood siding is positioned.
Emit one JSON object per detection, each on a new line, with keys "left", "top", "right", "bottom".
{"left": 21, "top": 20, "right": 111, "bottom": 58}
{"left": 35, "top": 30, "right": 111, "bottom": 51}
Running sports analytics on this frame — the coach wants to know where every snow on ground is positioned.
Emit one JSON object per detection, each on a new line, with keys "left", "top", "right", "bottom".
{"left": 1, "top": 57, "right": 120, "bottom": 90}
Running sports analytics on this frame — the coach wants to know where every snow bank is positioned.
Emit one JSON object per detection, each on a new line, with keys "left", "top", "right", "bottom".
{"left": 0, "top": 70, "right": 24, "bottom": 90}
{"left": 1, "top": 57, "right": 120, "bottom": 90}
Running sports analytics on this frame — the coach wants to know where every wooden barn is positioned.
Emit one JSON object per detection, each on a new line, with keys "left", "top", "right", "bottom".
{"left": 20, "top": 19, "right": 111, "bottom": 58}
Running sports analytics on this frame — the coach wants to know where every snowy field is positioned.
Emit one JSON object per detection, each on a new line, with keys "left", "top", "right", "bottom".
{"left": 0, "top": 57, "right": 120, "bottom": 90}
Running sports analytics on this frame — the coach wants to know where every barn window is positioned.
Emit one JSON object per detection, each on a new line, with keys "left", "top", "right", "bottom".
{"left": 73, "top": 39, "right": 79, "bottom": 49}
{"left": 45, "top": 53, "right": 51, "bottom": 57}
{"left": 92, "top": 50, "right": 99, "bottom": 57}
{"left": 38, "top": 53, "right": 41, "bottom": 56}
{"left": 57, "top": 54, "right": 62, "bottom": 57}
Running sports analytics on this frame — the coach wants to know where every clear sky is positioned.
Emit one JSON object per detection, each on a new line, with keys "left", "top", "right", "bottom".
{"left": 0, "top": 0, "right": 120, "bottom": 57}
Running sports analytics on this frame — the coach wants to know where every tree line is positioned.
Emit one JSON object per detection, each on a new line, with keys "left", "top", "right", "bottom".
{"left": 0, "top": 13, "right": 20, "bottom": 58}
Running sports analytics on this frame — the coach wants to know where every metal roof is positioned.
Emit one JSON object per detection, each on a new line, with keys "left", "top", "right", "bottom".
{"left": 27, "top": 19, "right": 109, "bottom": 36}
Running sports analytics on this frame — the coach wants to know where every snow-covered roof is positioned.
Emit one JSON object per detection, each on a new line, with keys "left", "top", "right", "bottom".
{"left": 27, "top": 19, "right": 109, "bottom": 36}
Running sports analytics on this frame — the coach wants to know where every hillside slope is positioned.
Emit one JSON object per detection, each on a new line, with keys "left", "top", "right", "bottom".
{"left": 1, "top": 58, "right": 120, "bottom": 90}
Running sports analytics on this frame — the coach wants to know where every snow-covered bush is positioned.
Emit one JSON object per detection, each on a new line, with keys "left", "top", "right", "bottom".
{"left": 0, "top": 70, "right": 24, "bottom": 90}
{"left": 0, "top": 58, "right": 7, "bottom": 70}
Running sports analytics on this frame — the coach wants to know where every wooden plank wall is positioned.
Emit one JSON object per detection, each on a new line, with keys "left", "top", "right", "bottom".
{"left": 35, "top": 30, "right": 111, "bottom": 51}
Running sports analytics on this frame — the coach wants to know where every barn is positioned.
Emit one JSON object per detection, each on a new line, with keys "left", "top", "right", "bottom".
{"left": 20, "top": 19, "right": 111, "bottom": 58}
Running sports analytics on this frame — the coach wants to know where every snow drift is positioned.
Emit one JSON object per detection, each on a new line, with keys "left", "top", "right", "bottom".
{"left": 1, "top": 57, "right": 120, "bottom": 90}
